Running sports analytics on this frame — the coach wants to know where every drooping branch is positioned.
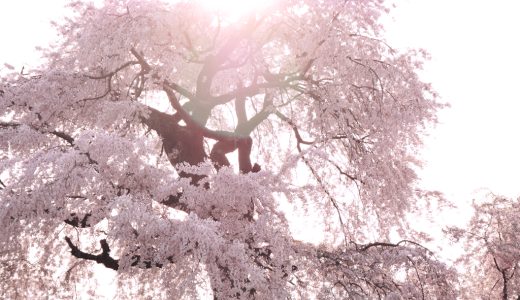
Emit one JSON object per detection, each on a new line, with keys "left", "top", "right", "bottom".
{"left": 285, "top": 122, "right": 347, "bottom": 245}
{"left": 274, "top": 111, "right": 314, "bottom": 150}
{"left": 3, "top": 120, "right": 190, "bottom": 225}
{"left": 1, "top": 123, "right": 106, "bottom": 228}
{"left": 317, "top": 238, "right": 445, "bottom": 298}
{"left": 408, "top": 256, "right": 425, "bottom": 300}
{"left": 330, "top": 162, "right": 361, "bottom": 183}
{"left": 303, "top": 156, "right": 348, "bottom": 246}
{"left": 274, "top": 110, "right": 354, "bottom": 231}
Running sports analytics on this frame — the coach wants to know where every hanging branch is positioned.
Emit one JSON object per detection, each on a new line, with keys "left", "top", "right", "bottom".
{"left": 274, "top": 111, "right": 314, "bottom": 150}
{"left": 273, "top": 113, "right": 348, "bottom": 246}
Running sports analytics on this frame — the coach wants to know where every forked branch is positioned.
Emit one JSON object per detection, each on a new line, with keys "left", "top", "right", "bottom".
{"left": 65, "top": 237, "right": 119, "bottom": 270}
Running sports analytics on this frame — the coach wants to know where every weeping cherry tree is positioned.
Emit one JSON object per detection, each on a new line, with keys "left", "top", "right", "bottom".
{"left": 0, "top": 0, "right": 457, "bottom": 298}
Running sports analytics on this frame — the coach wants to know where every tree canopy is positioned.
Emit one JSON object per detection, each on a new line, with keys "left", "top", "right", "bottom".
{"left": 447, "top": 194, "right": 520, "bottom": 300}
{"left": 0, "top": 0, "right": 458, "bottom": 298}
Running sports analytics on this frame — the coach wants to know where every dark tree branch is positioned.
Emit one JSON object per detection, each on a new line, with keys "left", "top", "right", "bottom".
{"left": 407, "top": 256, "right": 425, "bottom": 300}
{"left": 237, "top": 137, "right": 253, "bottom": 174}
{"left": 210, "top": 140, "right": 236, "bottom": 170}
{"left": 211, "top": 83, "right": 260, "bottom": 105}
{"left": 494, "top": 256, "right": 509, "bottom": 300}
{"left": 129, "top": 48, "right": 151, "bottom": 74}
{"left": 329, "top": 161, "right": 364, "bottom": 185}
{"left": 163, "top": 83, "right": 199, "bottom": 128}
{"left": 138, "top": 105, "right": 180, "bottom": 140}
{"left": 162, "top": 193, "right": 190, "bottom": 212}
{"left": 86, "top": 61, "right": 139, "bottom": 80}
{"left": 211, "top": 79, "right": 299, "bottom": 106}
{"left": 128, "top": 47, "right": 154, "bottom": 100}
{"left": 50, "top": 130, "right": 75, "bottom": 146}
{"left": 207, "top": 93, "right": 270, "bottom": 173}
{"left": 234, "top": 93, "right": 273, "bottom": 137}
{"left": 274, "top": 111, "right": 314, "bottom": 148}
{"left": 357, "top": 240, "right": 428, "bottom": 252}
{"left": 1, "top": 122, "right": 75, "bottom": 146}
{"left": 168, "top": 81, "right": 196, "bottom": 101}
{"left": 65, "top": 236, "right": 119, "bottom": 270}
{"left": 209, "top": 137, "right": 260, "bottom": 174}
{"left": 80, "top": 76, "right": 113, "bottom": 102}
{"left": 164, "top": 83, "right": 263, "bottom": 142}
{"left": 65, "top": 236, "right": 176, "bottom": 270}
{"left": 64, "top": 212, "right": 93, "bottom": 228}
{"left": 235, "top": 92, "right": 247, "bottom": 125}
{"left": 0, "top": 122, "right": 21, "bottom": 129}
{"left": 81, "top": 59, "right": 142, "bottom": 103}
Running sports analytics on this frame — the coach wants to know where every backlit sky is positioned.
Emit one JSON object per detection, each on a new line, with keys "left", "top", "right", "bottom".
{"left": 1, "top": 0, "right": 519, "bottom": 228}
{"left": 384, "top": 0, "right": 520, "bottom": 215}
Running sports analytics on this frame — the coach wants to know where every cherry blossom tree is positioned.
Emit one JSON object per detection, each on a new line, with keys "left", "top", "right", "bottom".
{"left": 0, "top": 0, "right": 457, "bottom": 298}
{"left": 447, "top": 194, "right": 520, "bottom": 300}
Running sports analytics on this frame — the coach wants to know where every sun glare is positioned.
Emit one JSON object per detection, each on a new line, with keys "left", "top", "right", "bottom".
{"left": 194, "top": 0, "right": 275, "bottom": 21}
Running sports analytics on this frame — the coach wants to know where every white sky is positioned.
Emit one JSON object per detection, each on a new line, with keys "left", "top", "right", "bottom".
{"left": 383, "top": 0, "right": 520, "bottom": 211}
{"left": 1, "top": 0, "right": 519, "bottom": 256}
{"left": 0, "top": 1, "right": 68, "bottom": 69}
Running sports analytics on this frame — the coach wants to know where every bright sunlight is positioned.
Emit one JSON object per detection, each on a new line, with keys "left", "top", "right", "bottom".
{"left": 193, "top": 0, "right": 275, "bottom": 21}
